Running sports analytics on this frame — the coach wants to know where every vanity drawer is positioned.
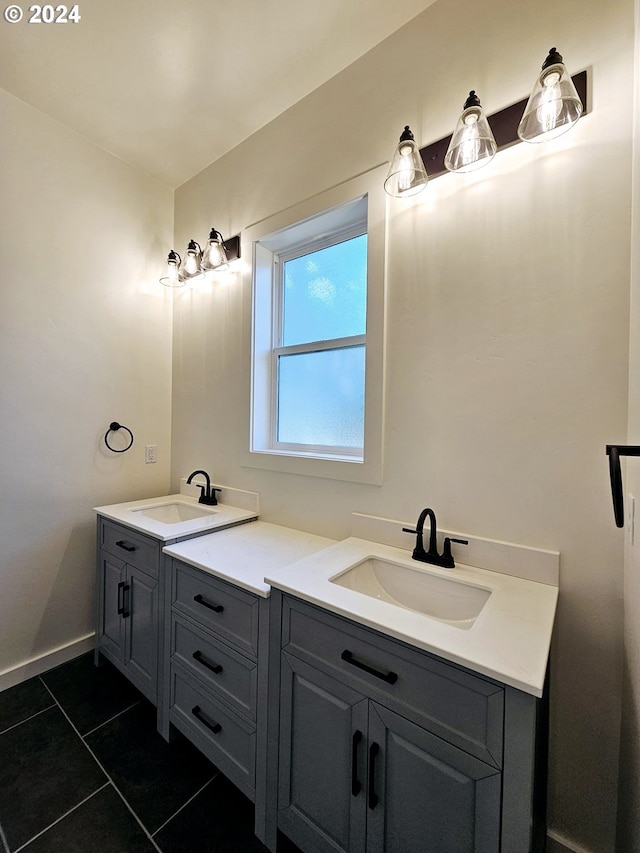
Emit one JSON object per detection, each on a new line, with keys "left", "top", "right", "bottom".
{"left": 172, "top": 562, "right": 259, "bottom": 658}
{"left": 170, "top": 669, "right": 256, "bottom": 796}
{"left": 282, "top": 596, "right": 504, "bottom": 766}
{"left": 100, "top": 519, "right": 159, "bottom": 578}
{"left": 171, "top": 614, "right": 257, "bottom": 721}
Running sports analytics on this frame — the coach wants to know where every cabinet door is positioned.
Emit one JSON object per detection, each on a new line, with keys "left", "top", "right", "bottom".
{"left": 278, "top": 653, "right": 368, "bottom": 853}
{"left": 100, "top": 554, "right": 126, "bottom": 661}
{"left": 125, "top": 565, "right": 158, "bottom": 700}
{"left": 367, "top": 703, "right": 501, "bottom": 853}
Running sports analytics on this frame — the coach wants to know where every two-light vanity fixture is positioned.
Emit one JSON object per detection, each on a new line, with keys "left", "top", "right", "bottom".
{"left": 159, "top": 228, "right": 241, "bottom": 287}
{"left": 384, "top": 48, "right": 587, "bottom": 197}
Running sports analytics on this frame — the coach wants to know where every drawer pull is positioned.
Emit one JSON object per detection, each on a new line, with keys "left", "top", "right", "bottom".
{"left": 193, "top": 594, "right": 224, "bottom": 614}
{"left": 368, "top": 742, "right": 380, "bottom": 810}
{"left": 351, "top": 730, "right": 362, "bottom": 796}
{"left": 341, "top": 650, "right": 398, "bottom": 685}
{"left": 115, "top": 540, "right": 137, "bottom": 552}
{"left": 192, "top": 650, "right": 223, "bottom": 675}
{"left": 191, "top": 705, "right": 222, "bottom": 734}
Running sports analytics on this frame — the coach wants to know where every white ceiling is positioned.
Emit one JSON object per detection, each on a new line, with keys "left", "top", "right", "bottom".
{"left": 1, "top": 0, "right": 435, "bottom": 188}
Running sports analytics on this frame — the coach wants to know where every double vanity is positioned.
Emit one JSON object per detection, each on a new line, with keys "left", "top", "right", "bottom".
{"left": 94, "top": 484, "right": 558, "bottom": 853}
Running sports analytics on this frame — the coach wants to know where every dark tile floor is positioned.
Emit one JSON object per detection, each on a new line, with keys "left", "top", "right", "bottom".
{"left": 0, "top": 652, "right": 298, "bottom": 853}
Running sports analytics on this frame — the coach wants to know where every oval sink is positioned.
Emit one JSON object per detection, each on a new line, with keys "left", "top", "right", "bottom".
{"left": 331, "top": 557, "right": 490, "bottom": 628}
{"left": 131, "top": 501, "right": 218, "bottom": 524}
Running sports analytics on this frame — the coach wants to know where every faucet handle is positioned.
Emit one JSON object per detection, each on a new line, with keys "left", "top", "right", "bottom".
{"left": 441, "top": 536, "right": 469, "bottom": 568}
{"left": 402, "top": 526, "right": 417, "bottom": 535}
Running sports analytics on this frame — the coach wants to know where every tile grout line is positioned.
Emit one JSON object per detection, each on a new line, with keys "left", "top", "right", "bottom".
{"left": 0, "top": 703, "right": 57, "bottom": 737}
{"left": 151, "top": 773, "right": 218, "bottom": 838}
{"left": 0, "top": 821, "right": 10, "bottom": 853}
{"left": 82, "top": 698, "right": 143, "bottom": 738}
{"left": 11, "top": 783, "right": 110, "bottom": 853}
{"left": 39, "top": 680, "right": 163, "bottom": 853}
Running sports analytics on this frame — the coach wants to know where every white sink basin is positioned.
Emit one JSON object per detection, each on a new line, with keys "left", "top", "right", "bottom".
{"left": 130, "top": 501, "right": 218, "bottom": 524}
{"left": 331, "top": 557, "right": 491, "bottom": 628}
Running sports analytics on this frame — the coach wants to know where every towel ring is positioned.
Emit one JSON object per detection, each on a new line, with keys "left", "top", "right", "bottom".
{"left": 105, "top": 422, "right": 134, "bottom": 453}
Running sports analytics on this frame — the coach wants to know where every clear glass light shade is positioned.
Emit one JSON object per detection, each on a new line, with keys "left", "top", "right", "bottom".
{"left": 444, "top": 92, "right": 497, "bottom": 173}
{"left": 201, "top": 228, "right": 229, "bottom": 271}
{"left": 159, "top": 250, "right": 185, "bottom": 287}
{"left": 179, "top": 239, "right": 204, "bottom": 281}
{"left": 384, "top": 126, "right": 428, "bottom": 197}
{"left": 518, "top": 49, "right": 583, "bottom": 143}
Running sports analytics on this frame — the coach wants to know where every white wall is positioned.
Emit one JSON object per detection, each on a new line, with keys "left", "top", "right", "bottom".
{"left": 0, "top": 90, "right": 174, "bottom": 687}
{"left": 172, "top": 0, "right": 635, "bottom": 850}
{"left": 616, "top": 1, "right": 640, "bottom": 848}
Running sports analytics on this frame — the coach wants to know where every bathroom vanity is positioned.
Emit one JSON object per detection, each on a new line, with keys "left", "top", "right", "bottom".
{"left": 93, "top": 492, "right": 259, "bottom": 711}
{"left": 263, "top": 534, "right": 558, "bottom": 853}
{"left": 93, "top": 497, "right": 558, "bottom": 853}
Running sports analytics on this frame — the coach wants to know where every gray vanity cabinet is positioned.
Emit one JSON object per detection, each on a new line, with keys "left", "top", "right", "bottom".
{"left": 267, "top": 591, "right": 542, "bottom": 853}
{"left": 96, "top": 520, "right": 160, "bottom": 702}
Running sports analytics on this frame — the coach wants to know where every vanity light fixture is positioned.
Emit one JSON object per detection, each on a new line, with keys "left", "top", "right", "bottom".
{"left": 383, "top": 126, "right": 429, "bottom": 197}
{"left": 179, "top": 239, "right": 204, "bottom": 281}
{"left": 387, "top": 48, "right": 587, "bottom": 191}
{"left": 159, "top": 249, "right": 185, "bottom": 287}
{"left": 159, "top": 229, "right": 241, "bottom": 286}
{"left": 517, "top": 48, "right": 583, "bottom": 143}
{"left": 444, "top": 91, "right": 497, "bottom": 173}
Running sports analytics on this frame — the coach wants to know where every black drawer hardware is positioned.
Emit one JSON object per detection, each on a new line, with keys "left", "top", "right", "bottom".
{"left": 192, "top": 650, "right": 223, "bottom": 674}
{"left": 193, "top": 594, "right": 224, "bottom": 613}
{"left": 191, "top": 705, "right": 222, "bottom": 734}
{"left": 117, "top": 582, "right": 130, "bottom": 617}
{"left": 368, "top": 742, "right": 380, "bottom": 810}
{"left": 341, "top": 650, "right": 398, "bottom": 685}
{"left": 115, "top": 540, "right": 137, "bottom": 552}
{"left": 122, "top": 583, "right": 130, "bottom": 618}
{"left": 351, "top": 730, "right": 363, "bottom": 796}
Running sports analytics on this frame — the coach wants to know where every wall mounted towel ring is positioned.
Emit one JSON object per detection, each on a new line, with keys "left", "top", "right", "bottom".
{"left": 605, "top": 444, "right": 640, "bottom": 527}
{"left": 105, "top": 422, "right": 134, "bottom": 453}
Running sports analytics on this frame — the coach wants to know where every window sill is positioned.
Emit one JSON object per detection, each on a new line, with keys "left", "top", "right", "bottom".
{"left": 241, "top": 448, "right": 382, "bottom": 486}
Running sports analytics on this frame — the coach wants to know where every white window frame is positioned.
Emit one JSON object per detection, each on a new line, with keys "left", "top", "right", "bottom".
{"left": 241, "top": 165, "right": 387, "bottom": 485}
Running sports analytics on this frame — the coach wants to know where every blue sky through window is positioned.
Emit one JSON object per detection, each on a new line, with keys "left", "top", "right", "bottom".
{"left": 282, "top": 234, "right": 367, "bottom": 346}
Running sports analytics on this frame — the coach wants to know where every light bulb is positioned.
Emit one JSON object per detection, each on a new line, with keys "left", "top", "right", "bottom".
{"left": 517, "top": 48, "right": 583, "bottom": 143}
{"left": 159, "top": 250, "right": 185, "bottom": 287}
{"left": 384, "top": 126, "right": 429, "bottom": 197}
{"left": 201, "top": 228, "right": 229, "bottom": 271}
{"left": 444, "top": 92, "right": 496, "bottom": 173}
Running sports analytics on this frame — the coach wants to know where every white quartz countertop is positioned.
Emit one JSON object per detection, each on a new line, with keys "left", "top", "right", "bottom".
{"left": 265, "top": 537, "right": 558, "bottom": 696}
{"left": 162, "top": 521, "right": 337, "bottom": 598}
{"left": 94, "top": 494, "right": 258, "bottom": 542}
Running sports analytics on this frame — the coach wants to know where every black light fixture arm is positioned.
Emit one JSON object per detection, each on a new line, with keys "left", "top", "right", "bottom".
{"left": 605, "top": 445, "right": 640, "bottom": 527}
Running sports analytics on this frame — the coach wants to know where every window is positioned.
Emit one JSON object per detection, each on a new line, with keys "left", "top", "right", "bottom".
{"left": 275, "top": 227, "right": 367, "bottom": 454}
{"left": 242, "top": 166, "right": 387, "bottom": 484}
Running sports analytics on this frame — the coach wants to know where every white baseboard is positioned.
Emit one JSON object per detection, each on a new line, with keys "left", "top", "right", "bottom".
{"left": 0, "top": 633, "right": 95, "bottom": 692}
{"left": 546, "top": 829, "right": 600, "bottom": 853}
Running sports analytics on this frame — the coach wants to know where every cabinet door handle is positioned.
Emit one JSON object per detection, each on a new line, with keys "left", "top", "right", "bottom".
{"left": 368, "top": 742, "right": 380, "bottom": 810}
{"left": 192, "top": 650, "right": 223, "bottom": 675}
{"left": 122, "top": 583, "right": 130, "bottom": 618}
{"left": 351, "top": 730, "right": 363, "bottom": 796}
{"left": 341, "top": 650, "right": 398, "bottom": 685}
{"left": 193, "top": 594, "right": 224, "bottom": 614}
{"left": 115, "top": 540, "right": 137, "bottom": 552}
{"left": 117, "top": 581, "right": 125, "bottom": 615}
{"left": 191, "top": 705, "right": 222, "bottom": 734}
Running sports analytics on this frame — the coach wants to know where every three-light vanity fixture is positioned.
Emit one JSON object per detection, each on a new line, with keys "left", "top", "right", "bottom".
{"left": 384, "top": 47, "right": 587, "bottom": 197}
{"left": 159, "top": 228, "right": 241, "bottom": 287}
